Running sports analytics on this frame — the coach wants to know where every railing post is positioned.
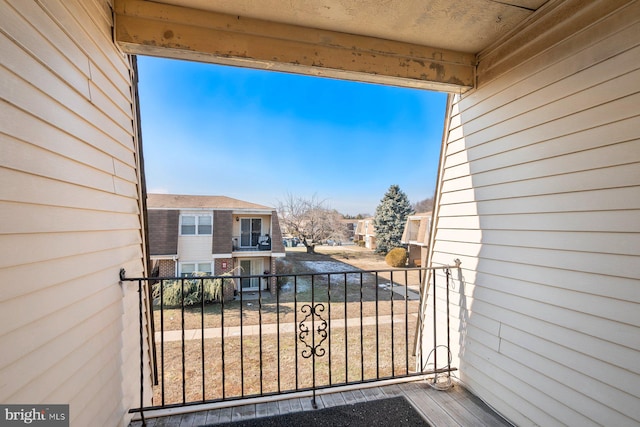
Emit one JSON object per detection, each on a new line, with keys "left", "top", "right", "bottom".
{"left": 276, "top": 273, "right": 281, "bottom": 394}
{"left": 404, "top": 269, "right": 409, "bottom": 376}
{"left": 375, "top": 271, "right": 380, "bottom": 379}
{"left": 160, "top": 279, "right": 165, "bottom": 406}
{"left": 137, "top": 278, "right": 146, "bottom": 426}
{"left": 221, "top": 278, "right": 226, "bottom": 399}
{"left": 327, "top": 273, "right": 332, "bottom": 387}
{"left": 390, "top": 270, "right": 395, "bottom": 378}
{"left": 432, "top": 269, "right": 437, "bottom": 382}
{"left": 119, "top": 269, "right": 147, "bottom": 425}
{"left": 445, "top": 268, "right": 452, "bottom": 379}
{"left": 259, "top": 281, "right": 264, "bottom": 395}
{"left": 294, "top": 275, "right": 298, "bottom": 390}
{"left": 180, "top": 278, "right": 186, "bottom": 404}
{"left": 343, "top": 272, "right": 348, "bottom": 384}
{"left": 359, "top": 272, "right": 364, "bottom": 382}
{"left": 201, "top": 277, "right": 205, "bottom": 401}
{"left": 311, "top": 273, "right": 316, "bottom": 409}
{"left": 240, "top": 282, "right": 245, "bottom": 397}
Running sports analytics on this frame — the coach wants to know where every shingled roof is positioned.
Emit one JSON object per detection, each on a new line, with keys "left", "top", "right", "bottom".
{"left": 147, "top": 194, "right": 273, "bottom": 210}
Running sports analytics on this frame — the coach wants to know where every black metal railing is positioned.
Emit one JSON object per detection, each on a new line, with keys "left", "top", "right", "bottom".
{"left": 122, "top": 264, "right": 457, "bottom": 416}
{"left": 232, "top": 235, "right": 272, "bottom": 251}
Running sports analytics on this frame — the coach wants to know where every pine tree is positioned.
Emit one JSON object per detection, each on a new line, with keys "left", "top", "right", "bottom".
{"left": 373, "top": 185, "right": 414, "bottom": 254}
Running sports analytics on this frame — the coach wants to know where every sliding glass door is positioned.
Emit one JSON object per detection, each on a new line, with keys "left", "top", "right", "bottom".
{"left": 239, "top": 259, "right": 264, "bottom": 291}
{"left": 240, "top": 218, "right": 262, "bottom": 247}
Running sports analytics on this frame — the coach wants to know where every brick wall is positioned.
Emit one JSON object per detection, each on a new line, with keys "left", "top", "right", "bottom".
{"left": 148, "top": 210, "right": 179, "bottom": 255}
{"left": 214, "top": 258, "right": 236, "bottom": 300}
{"left": 214, "top": 258, "right": 234, "bottom": 275}
{"left": 213, "top": 211, "right": 233, "bottom": 253}
{"left": 269, "top": 257, "right": 277, "bottom": 295}
{"left": 270, "top": 211, "right": 286, "bottom": 253}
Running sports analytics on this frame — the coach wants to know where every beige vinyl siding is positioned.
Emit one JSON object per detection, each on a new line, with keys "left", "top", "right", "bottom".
{"left": 178, "top": 210, "right": 215, "bottom": 261}
{"left": 426, "top": 1, "right": 640, "bottom": 426}
{"left": 177, "top": 242, "right": 214, "bottom": 264}
{"left": 0, "top": 0, "right": 148, "bottom": 426}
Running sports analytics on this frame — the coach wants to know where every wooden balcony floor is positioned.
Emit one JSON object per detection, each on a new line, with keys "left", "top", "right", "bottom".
{"left": 130, "top": 380, "right": 513, "bottom": 426}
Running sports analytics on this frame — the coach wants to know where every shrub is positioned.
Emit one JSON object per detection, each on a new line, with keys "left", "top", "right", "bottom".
{"left": 385, "top": 247, "right": 408, "bottom": 267}
{"left": 275, "top": 258, "right": 295, "bottom": 290}
{"left": 153, "top": 272, "right": 235, "bottom": 307}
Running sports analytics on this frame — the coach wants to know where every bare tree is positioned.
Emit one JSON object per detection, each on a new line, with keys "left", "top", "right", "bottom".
{"left": 413, "top": 197, "right": 434, "bottom": 213}
{"left": 277, "top": 194, "right": 347, "bottom": 254}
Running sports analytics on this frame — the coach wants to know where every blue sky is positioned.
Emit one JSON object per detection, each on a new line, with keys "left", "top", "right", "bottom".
{"left": 137, "top": 56, "right": 447, "bottom": 215}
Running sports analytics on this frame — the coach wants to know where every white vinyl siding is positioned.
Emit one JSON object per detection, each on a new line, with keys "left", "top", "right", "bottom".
{"left": 0, "top": 1, "right": 148, "bottom": 426}
{"left": 426, "top": 2, "right": 640, "bottom": 426}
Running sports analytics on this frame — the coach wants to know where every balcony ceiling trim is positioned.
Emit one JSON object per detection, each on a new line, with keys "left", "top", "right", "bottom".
{"left": 114, "top": 0, "right": 476, "bottom": 92}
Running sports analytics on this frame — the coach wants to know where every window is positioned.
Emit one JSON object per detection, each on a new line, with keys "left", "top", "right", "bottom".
{"left": 181, "top": 215, "right": 212, "bottom": 235}
{"left": 180, "top": 262, "right": 212, "bottom": 277}
{"left": 181, "top": 215, "right": 195, "bottom": 234}
{"left": 198, "top": 215, "right": 212, "bottom": 234}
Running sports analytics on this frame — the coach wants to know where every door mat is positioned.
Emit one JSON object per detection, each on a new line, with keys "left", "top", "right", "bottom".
{"left": 202, "top": 396, "right": 430, "bottom": 427}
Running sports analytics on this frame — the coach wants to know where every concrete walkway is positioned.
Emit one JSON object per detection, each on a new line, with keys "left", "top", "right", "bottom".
{"left": 156, "top": 313, "right": 419, "bottom": 343}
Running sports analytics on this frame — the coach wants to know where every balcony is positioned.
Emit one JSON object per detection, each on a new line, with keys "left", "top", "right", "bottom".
{"left": 123, "top": 263, "right": 510, "bottom": 426}
{"left": 232, "top": 235, "right": 272, "bottom": 252}
{"left": 129, "top": 381, "right": 511, "bottom": 426}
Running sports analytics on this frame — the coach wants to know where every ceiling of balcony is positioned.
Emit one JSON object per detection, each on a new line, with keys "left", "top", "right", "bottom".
{"left": 151, "top": 0, "right": 549, "bottom": 54}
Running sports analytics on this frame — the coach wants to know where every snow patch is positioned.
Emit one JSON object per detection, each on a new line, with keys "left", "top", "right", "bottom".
{"left": 300, "top": 261, "right": 361, "bottom": 274}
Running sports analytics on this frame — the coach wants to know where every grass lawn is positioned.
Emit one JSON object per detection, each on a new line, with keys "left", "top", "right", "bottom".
{"left": 154, "top": 322, "right": 422, "bottom": 405}
{"left": 150, "top": 246, "right": 426, "bottom": 406}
